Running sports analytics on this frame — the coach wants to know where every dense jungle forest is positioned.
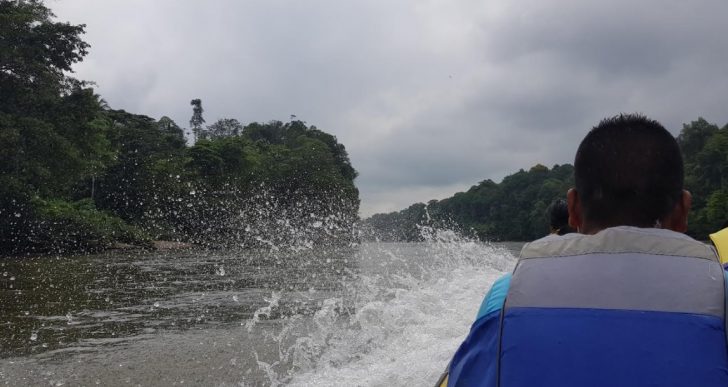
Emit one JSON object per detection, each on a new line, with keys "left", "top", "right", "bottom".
{"left": 0, "top": 0, "right": 359, "bottom": 254}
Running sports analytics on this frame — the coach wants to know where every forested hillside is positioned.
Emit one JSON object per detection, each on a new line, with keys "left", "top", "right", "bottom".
{"left": 365, "top": 119, "right": 728, "bottom": 242}
{"left": 364, "top": 164, "right": 574, "bottom": 241}
{"left": 0, "top": 0, "right": 359, "bottom": 254}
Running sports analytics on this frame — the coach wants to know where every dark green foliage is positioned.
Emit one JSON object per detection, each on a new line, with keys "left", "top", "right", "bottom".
{"left": 365, "top": 164, "right": 575, "bottom": 242}
{"left": 365, "top": 203, "right": 431, "bottom": 242}
{"left": 679, "top": 119, "right": 728, "bottom": 239}
{"left": 0, "top": 1, "right": 359, "bottom": 254}
{"left": 203, "top": 118, "right": 243, "bottom": 140}
{"left": 93, "top": 109, "right": 188, "bottom": 223}
{"left": 0, "top": 0, "right": 88, "bottom": 104}
{"left": 27, "top": 198, "right": 150, "bottom": 253}
{"left": 157, "top": 116, "right": 185, "bottom": 142}
{"left": 0, "top": 0, "right": 133, "bottom": 254}
{"left": 365, "top": 165, "right": 575, "bottom": 242}
{"left": 176, "top": 121, "right": 360, "bottom": 247}
{"left": 78, "top": 113, "right": 359, "bottom": 249}
{"left": 677, "top": 118, "right": 719, "bottom": 168}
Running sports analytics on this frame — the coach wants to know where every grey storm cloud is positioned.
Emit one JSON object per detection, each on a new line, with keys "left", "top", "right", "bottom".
{"left": 52, "top": 0, "right": 728, "bottom": 216}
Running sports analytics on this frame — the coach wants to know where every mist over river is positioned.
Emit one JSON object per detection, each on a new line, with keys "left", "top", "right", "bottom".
{"left": 0, "top": 234, "right": 519, "bottom": 386}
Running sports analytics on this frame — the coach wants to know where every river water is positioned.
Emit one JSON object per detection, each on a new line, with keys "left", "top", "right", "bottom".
{"left": 0, "top": 232, "right": 519, "bottom": 386}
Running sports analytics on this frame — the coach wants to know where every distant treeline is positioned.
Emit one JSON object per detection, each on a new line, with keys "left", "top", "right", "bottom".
{"left": 0, "top": 1, "right": 359, "bottom": 254}
{"left": 364, "top": 118, "right": 728, "bottom": 242}
{"left": 364, "top": 164, "right": 574, "bottom": 242}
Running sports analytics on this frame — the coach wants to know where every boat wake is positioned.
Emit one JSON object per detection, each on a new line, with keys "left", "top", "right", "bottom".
{"left": 248, "top": 228, "right": 516, "bottom": 386}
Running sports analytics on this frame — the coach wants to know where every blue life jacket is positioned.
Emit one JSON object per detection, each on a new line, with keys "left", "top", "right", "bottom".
{"left": 449, "top": 227, "right": 728, "bottom": 387}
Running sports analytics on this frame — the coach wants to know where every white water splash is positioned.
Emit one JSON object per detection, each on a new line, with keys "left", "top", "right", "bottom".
{"left": 290, "top": 249, "right": 509, "bottom": 386}
{"left": 246, "top": 292, "right": 282, "bottom": 332}
{"left": 248, "top": 227, "right": 517, "bottom": 386}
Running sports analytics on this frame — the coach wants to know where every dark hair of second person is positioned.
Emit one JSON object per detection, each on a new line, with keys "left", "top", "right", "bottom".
{"left": 548, "top": 199, "right": 573, "bottom": 235}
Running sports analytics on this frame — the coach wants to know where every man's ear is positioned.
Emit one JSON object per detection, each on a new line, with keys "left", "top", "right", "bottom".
{"left": 664, "top": 190, "right": 692, "bottom": 233}
{"left": 567, "top": 188, "right": 583, "bottom": 233}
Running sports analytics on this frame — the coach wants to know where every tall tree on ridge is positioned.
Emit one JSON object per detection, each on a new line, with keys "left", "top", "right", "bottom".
{"left": 189, "top": 98, "right": 205, "bottom": 142}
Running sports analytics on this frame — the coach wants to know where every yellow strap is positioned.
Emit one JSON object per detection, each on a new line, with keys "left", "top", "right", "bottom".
{"left": 709, "top": 227, "right": 728, "bottom": 265}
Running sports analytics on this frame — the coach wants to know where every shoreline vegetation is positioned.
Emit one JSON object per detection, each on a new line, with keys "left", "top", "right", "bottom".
{"left": 363, "top": 117, "right": 728, "bottom": 243}
{"left": 0, "top": 1, "right": 359, "bottom": 256}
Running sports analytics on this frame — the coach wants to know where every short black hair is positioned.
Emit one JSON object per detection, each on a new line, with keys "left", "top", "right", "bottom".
{"left": 548, "top": 199, "right": 573, "bottom": 235}
{"left": 574, "top": 113, "right": 684, "bottom": 228}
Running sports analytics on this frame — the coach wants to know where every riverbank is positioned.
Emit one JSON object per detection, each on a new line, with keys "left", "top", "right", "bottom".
{"left": 0, "top": 240, "right": 196, "bottom": 258}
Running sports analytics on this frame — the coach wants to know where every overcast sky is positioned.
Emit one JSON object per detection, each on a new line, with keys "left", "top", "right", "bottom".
{"left": 51, "top": 0, "right": 728, "bottom": 216}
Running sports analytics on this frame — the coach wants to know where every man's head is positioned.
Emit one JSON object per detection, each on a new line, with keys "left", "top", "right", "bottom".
{"left": 567, "top": 113, "right": 691, "bottom": 234}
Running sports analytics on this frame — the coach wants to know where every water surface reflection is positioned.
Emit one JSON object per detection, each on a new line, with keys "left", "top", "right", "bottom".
{"left": 1, "top": 246, "right": 358, "bottom": 358}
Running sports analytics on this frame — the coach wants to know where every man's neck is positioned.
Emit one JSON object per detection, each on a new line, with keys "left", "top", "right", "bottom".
{"left": 580, "top": 221, "right": 661, "bottom": 235}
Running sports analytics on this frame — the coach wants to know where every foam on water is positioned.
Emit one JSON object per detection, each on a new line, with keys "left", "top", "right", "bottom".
{"left": 249, "top": 228, "right": 517, "bottom": 386}
{"left": 289, "top": 264, "right": 506, "bottom": 386}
